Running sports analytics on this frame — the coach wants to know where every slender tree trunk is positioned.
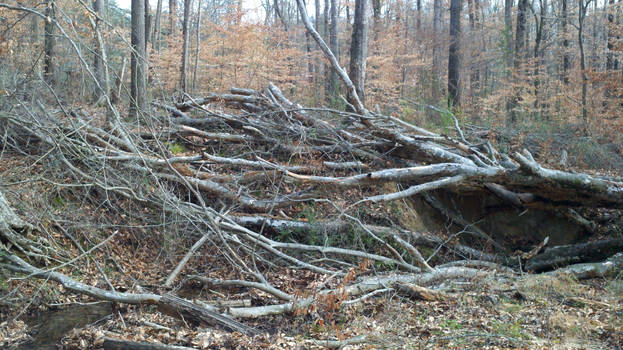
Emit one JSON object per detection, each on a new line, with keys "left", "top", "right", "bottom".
{"left": 274, "top": 0, "right": 288, "bottom": 30}
{"left": 131, "top": 0, "right": 147, "bottom": 119}
{"left": 561, "top": 0, "right": 569, "bottom": 83}
{"left": 44, "top": 0, "right": 57, "bottom": 87}
{"left": 154, "top": 0, "right": 162, "bottom": 50}
{"left": 145, "top": 0, "right": 152, "bottom": 49}
{"left": 515, "top": 0, "right": 527, "bottom": 69}
{"left": 504, "top": 0, "right": 513, "bottom": 67}
{"left": 169, "top": 0, "right": 177, "bottom": 36}
{"left": 314, "top": 0, "right": 322, "bottom": 81}
{"left": 448, "top": 0, "right": 461, "bottom": 107}
{"left": 372, "top": 0, "right": 380, "bottom": 42}
{"left": 607, "top": 0, "right": 618, "bottom": 70}
{"left": 327, "top": 0, "right": 339, "bottom": 98}
{"left": 533, "top": 0, "right": 546, "bottom": 110}
{"left": 180, "top": 0, "right": 193, "bottom": 94}
{"left": 349, "top": 0, "right": 369, "bottom": 105}
{"left": 416, "top": 0, "right": 421, "bottom": 30}
{"left": 192, "top": 0, "right": 201, "bottom": 93}
{"left": 579, "top": 0, "right": 589, "bottom": 133}
{"left": 432, "top": 0, "right": 442, "bottom": 99}
{"left": 93, "top": 0, "right": 108, "bottom": 101}
{"left": 467, "top": 0, "right": 479, "bottom": 92}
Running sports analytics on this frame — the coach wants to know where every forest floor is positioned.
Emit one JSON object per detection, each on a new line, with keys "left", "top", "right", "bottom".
{"left": 1, "top": 234, "right": 622, "bottom": 349}
{"left": 1, "top": 126, "right": 623, "bottom": 349}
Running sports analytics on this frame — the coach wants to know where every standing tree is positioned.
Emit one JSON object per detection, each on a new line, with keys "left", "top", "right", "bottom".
{"left": 578, "top": 0, "right": 593, "bottom": 133}
{"left": 44, "top": 0, "right": 56, "bottom": 87}
{"left": 180, "top": 0, "right": 193, "bottom": 94}
{"left": 130, "top": 0, "right": 147, "bottom": 119}
{"left": 348, "top": 0, "right": 369, "bottom": 104}
{"left": 561, "top": 0, "right": 569, "bottom": 84}
{"left": 93, "top": 0, "right": 108, "bottom": 101}
{"left": 448, "top": 0, "right": 461, "bottom": 107}
{"left": 504, "top": 0, "right": 513, "bottom": 67}
{"left": 432, "top": 0, "right": 442, "bottom": 98}
{"left": 327, "top": 0, "right": 339, "bottom": 98}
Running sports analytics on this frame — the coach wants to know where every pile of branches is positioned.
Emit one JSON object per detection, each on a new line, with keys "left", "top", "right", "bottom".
{"left": 1, "top": 78, "right": 623, "bottom": 336}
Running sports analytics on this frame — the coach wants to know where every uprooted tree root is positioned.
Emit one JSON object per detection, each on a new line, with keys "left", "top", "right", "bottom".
{"left": 1, "top": 83, "right": 623, "bottom": 347}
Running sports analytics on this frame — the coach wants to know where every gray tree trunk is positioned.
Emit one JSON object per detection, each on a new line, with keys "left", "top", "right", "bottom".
{"left": 348, "top": 0, "right": 369, "bottom": 104}
{"left": 192, "top": 0, "right": 201, "bottom": 93}
{"left": 153, "top": 0, "right": 162, "bottom": 50}
{"left": 432, "top": 0, "right": 442, "bottom": 95}
{"left": 180, "top": 0, "right": 193, "bottom": 94}
{"left": 514, "top": 0, "right": 527, "bottom": 69}
{"left": 131, "top": 0, "right": 147, "bottom": 119}
{"left": 448, "top": 0, "right": 461, "bottom": 107}
{"left": 44, "top": 0, "right": 56, "bottom": 87}
{"left": 328, "top": 0, "right": 339, "bottom": 98}
{"left": 145, "top": 0, "right": 152, "bottom": 49}
{"left": 504, "top": 0, "right": 513, "bottom": 67}
{"left": 93, "top": 0, "right": 108, "bottom": 101}
{"left": 561, "top": 0, "right": 569, "bottom": 84}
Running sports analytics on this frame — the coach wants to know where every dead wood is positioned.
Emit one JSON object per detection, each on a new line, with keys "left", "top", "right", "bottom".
{"left": 392, "top": 282, "right": 447, "bottom": 301}
{"left": 103, "top": 338, "right": 197, "bottom": 350}
{"left": 527, "top": 239, "right": 623, "bottom": 272}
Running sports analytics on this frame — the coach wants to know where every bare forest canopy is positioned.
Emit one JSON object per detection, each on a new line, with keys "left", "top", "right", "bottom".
{"left": 1, "top": 0, "right": 623, "bottom": 348}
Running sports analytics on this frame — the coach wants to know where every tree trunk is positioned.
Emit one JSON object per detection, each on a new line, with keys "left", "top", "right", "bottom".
{"left": 514, "top": 0, "right": 527, "bottom": 69}
{"left": 348, "top": 0, "right": 369, "bottom": 105}
{"left": 504, "top": 0, "right": 513, "bottom": 67}
{"left": 192, "top": 0, "right": 201, "bottom": 94}
{"left": 607, "top": 0, "right": 619, "bottom": 70}
{"left": 578, "top": 0, "right": 589, "bottom": 134}
{"left": 327, "top": 0, "right": 339, "bottom": 98}
{"left": 448, "top": 0, "right": 461, "bottom": 107}
{"left": 561, "top": 0, "right": 569, "bottom": 84}
{"left": 93, "top": 0, "right": 108, "bottom": 101}
{"left": 131, "top": 0, "right": 148, "bottom": 119}
{"left": 153, "top": 0, "right": 162, "bottom": 50}
{"left": 180, "top": 0, "right": 193, "bottom": 94}
{"left": 44, "top": 0, "right": 56, "bottom": 88}
{"left": 467, "top": 0, "right": 479, "bottom": 92}
{"left": 169, "top": 0, "right": 177, "bottom": 36}
{"left": 432, "top": 0, "right": 442, "bottom": 98}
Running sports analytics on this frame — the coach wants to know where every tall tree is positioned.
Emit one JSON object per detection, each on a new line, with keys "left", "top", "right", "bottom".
{"left": 153, "top": 0, "right": 163, "bottom": 49}
{"left": 561, "top": 0, "right": 569, "bottom": 83}
{"left": 180, "top": 0, "right": 193, "bottom": 94}
{"left": 504, "top": 0, "right": 513, "bottom": 67}
{"left": 328, "top": 0, "right": 339, "bottom": 97}
{"left": 145, "top": 0, "right": 152, "bottom": 49}
{"left": 44, "top": 0, "right": 56, "bottom": 87}
{"left": 131, "top": 0, "right": 147, "bottom": 119}
{"left": 93, "top": 0, "right": 108, "bottom": 100}
{"left": 432, "top": 0, "right": 442, "bottom": 95}
{"left": 448, "top": 0, "right": 462, "bottom": 107}
{"left": 515, "top": 0, "right": 528, "bottom": 69}
{"left": 192, "top": 0, "right": 201, "bottom": 93}
{"left": 578, "top": 0, "right": 592, "bottom": 132}
{"left": 349, "top": 0, "right": 369, "bottom": 104}
{"left": 607, "top": 0, "right": 619, "bottom": 70}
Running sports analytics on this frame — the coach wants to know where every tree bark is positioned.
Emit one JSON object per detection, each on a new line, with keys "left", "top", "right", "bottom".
{"left": 448, "top": 0, "right": 461, "bottom": 107}
{"left": 131, "top": 0, "right": 148, "bottom": 119}
{"left": 179, "top": 0, "right": 193, "bottom": 94}
{"left": 327, "top": 0, "right": 339, "bottom": 98}
{"left": 192, "top": 0, "right": 201, "bottom": 94}
{"left": 93, "top": 0, "right": 108, "bottom": 101}
{"left": 432, "top": 0, "right": 442, "bottom": 98}
{"left": 153, "top": 0, "right": 162, "bottom": 50}
{"left": 514, "top": 0, "right": 527, "bottom": 69}
{"left": 44, "top": 0, "right": 56, "bottom": 87}
{"left": 504, "top": 0, "right": 513, "bottom": 67}
{"left": 348, "top": 0, "right": 369, "bottom": 105}
{"left": 561, "top": 0, "right": 569, "bottom": 84}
